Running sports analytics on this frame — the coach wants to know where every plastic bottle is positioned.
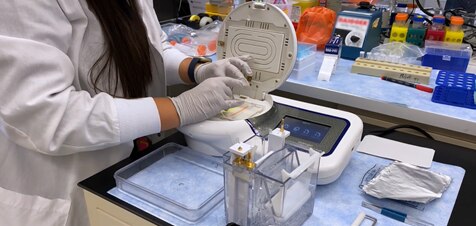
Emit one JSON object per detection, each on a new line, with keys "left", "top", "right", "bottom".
{"left": 406, "top": 3, "right": 417, "bottom": 13}
{"left": 376, "top": 0, "right": 392, "bottom": 30}
{"left": 389, "top": 13, "right": 409, "bottom": 42}
{"left": 411, "top": 15, "right": 424, "bottom": 29}
{"left": 268, "top": 0, "right": 293, "bottom": 17}
{"left": 293, "top": 0, "right": 318, "bottom": 11}
{"left": 396, "top": 3, "right": 407, "bottom": 13}
{"left": 444, "top": 16, "right": 465, "bottom": 43}
{"left": 425, "top": 16, "right": 446, "bottom": 41}
{"left": 291, "top": 0, "right": 318, "bottom": 28}
{"left": 390, "top": 3, "right": 407, "bottom": 26}
{"left": 406, "top": 14, "right": 427, "bottom": 47}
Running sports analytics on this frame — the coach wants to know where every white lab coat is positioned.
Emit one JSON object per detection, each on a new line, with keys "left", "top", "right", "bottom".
{"left": 0, "top": 0, "right": 187, "bottom": 226}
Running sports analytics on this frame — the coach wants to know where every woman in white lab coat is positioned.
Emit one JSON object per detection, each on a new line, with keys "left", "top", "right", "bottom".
{"left": 0, "top": 1, "right": 251, "bottom": 226}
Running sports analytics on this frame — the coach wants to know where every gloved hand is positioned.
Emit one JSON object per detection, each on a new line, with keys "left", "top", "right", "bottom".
{"left": 194, "top": 55, "right": 253, "bottom": 84}
{"left": 171, "top": 77, "right": 248, "bottom": 126}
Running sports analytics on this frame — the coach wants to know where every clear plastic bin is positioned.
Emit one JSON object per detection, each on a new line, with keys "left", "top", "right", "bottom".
{"left": 422, "top": 40, "right": 473, "bottom": 72}
{"left": 114, "top": 143, "right": 224, "bottom": 223}
{"left": 294, "top": 42, "right": 318, "bottom": 71}
{"left": 291, "top": 61, "right": 317, "bottom": 79}
{"left": 291, "top": 43, "right": 319, "bottom": 80}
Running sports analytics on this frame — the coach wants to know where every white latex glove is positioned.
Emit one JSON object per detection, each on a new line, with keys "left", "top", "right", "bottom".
{"left": 194, "top": 55, "right": 253, "bottom": 84}
{"left": 171, "top": 77, "right": 248, "bottom": 126}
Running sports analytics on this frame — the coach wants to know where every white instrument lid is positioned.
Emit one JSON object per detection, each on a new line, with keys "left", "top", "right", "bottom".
{"left": 217, "top": 2, "right": 297, "bottom": 100}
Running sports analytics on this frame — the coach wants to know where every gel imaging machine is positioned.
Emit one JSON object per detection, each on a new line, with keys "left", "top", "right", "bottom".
{"left": 179, "top": 1, "right": 363, "bottom": 185}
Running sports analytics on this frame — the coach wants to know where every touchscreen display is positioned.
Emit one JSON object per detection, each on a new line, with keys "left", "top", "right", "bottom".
{"left": 283, "top": 116, "right": 331, "bottom": 144}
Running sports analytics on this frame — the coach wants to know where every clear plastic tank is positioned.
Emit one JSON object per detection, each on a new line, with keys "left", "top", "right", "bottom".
{"left": 223, "top": 142, "right": 320, "bottom": 226}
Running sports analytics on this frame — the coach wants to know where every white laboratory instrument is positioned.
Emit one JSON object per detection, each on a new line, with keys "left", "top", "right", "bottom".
{"left": 178, "top": 1, "right": 363, "bottom": 185}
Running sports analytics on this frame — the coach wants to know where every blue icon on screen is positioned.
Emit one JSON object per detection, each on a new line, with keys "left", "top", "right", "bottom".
{"left": 313, "top": 132, "right": 321, "bottom": 138}
{"left": 293, "top": 127, "right": 301, "bottom": 132}
{"left": 303, "top": 129, "right": 310, "bottom": 135}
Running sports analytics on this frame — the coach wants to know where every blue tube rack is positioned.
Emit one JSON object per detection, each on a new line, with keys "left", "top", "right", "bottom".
{"left": 431, "top": 71, "right": 476, "bottom": 109}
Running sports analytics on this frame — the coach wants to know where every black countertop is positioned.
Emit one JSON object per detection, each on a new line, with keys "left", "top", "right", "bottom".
{"left": 78, "top": 124, "right": 476, "bottom": 226}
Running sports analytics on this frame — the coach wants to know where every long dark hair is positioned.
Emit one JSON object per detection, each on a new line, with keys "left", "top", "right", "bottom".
{"left": 86, "top": 0, "right": 152, "bottom": 98}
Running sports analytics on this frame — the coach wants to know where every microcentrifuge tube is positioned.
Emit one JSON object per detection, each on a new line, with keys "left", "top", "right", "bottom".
{"left": 359, "top": 51, "right": 366, "bottom": 58}
{"left": 367, "top": 52, "right": 373, "bottom": 60}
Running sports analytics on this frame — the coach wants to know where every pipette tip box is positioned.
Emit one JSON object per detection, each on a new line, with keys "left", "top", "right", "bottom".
{"left": 422, "top": 41, "right": 472, "bottom": 72}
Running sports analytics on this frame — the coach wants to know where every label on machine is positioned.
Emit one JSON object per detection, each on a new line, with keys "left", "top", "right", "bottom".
{"left": 334, "top": 15, "right": 370, "bottom": 48}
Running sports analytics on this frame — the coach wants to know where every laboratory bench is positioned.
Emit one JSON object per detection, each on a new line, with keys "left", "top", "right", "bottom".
{"left": 78, "top": 124, "right": 476, "bottom": 226}
{"left": 275, "top": 57, "right": 476, "bottom": 149}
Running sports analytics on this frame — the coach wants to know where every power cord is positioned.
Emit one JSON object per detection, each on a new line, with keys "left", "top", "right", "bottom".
{"left": 367, "top": 125, "right": 435, "bottom": 140}
{"left": 415, "top": 0, "right": 434, "bottom": 17}
{"left": 405, "top": 0, "right": 416, "bottom": 23}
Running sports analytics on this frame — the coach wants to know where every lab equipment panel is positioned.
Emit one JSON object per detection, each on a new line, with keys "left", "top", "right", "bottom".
{"left": 249, "top": 102, "right": 351, "bottom": 156}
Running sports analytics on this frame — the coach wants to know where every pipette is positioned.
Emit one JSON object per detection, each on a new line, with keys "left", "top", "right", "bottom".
{"left": 362, "top": 201, "right": 434, "bottom": 226}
